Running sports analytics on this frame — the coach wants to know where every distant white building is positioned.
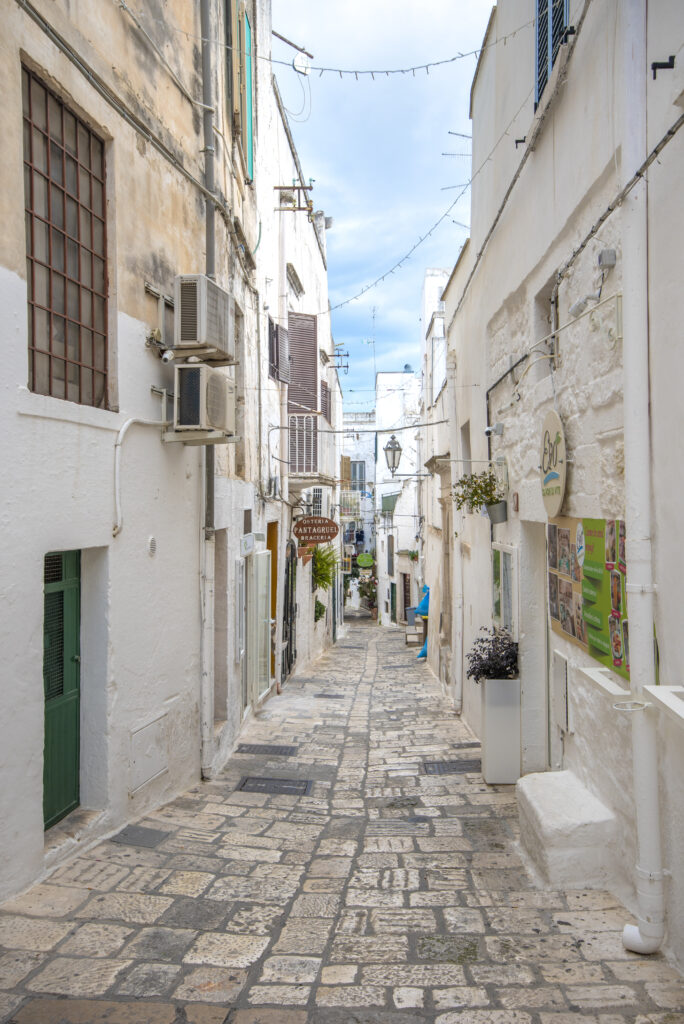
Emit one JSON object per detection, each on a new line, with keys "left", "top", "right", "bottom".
{"left": 375, "top": 370, "right": 422, "bottom": 627}
{"left": 417, "top": 269, "right": 454, "bottom": 692}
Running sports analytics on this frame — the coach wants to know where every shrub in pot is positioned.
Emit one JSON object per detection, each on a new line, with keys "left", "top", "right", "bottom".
{"left": 466, "top": 628, "right": 520, "bottom": 785}
{"left": 465, "top": 628, "right": 518, "bottom": 682}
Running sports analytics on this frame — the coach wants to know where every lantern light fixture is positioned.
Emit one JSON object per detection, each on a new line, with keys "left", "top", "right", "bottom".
{"left": 383, "top": 434, "right": 402, "bottom": 477}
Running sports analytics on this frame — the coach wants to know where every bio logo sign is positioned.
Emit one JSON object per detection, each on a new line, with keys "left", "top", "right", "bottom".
{"left": 540, "top": 410, "right": 567, "bottom": 517}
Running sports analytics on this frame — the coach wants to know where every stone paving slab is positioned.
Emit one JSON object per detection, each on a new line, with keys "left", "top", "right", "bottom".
{"left": 1, "top": 622, "right": 683, "bottom": 1023}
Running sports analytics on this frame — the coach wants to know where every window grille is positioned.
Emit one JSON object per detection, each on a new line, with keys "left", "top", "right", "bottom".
{"left": 351, "top": 460, "right": 366, "bottom": 492}
{"left": 22, "top": 67, "right": 107, "bottom": 407}
{"left": 321, "top": 381, "right": 331, "bottom": 423}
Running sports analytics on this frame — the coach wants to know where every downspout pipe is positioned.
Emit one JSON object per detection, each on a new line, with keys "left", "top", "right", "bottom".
{"left": 620, "top": 0, "right": 664, "bottom": 956}
{"left": 200, "top": 0, "right": 216, "bottom": 776}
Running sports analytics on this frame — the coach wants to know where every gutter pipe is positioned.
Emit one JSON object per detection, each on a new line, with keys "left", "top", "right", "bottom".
{"left": 199, "top": 0, "right": 216, "bottom": 776}
{"left": 620, "top": 0, "right": 664, "bottom": 956}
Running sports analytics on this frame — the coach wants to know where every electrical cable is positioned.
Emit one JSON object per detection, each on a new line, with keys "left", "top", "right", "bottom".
{"left": 321, "top": 82, "right": 535, "bottom": 316}
{"left": 118, "top": 2, "right": 550, "bottom": 81}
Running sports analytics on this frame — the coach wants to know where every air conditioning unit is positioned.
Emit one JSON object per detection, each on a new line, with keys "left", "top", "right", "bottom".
{"left": 174, "top": 363, "right": 236, "bottom": 434}
{"left": 173, "top": 274, "right": 235, "bottom": 363}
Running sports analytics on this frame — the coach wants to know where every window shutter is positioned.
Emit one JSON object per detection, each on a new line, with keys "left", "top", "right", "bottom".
{"left": 535, "top": 0, "right": 549, "bottom": 104}
{"left": 244, "top": 11, "right": 254, "bottom": 180}
{"left": 321, "top": 381, "right": 331, "bottom": 423}
{"left": 268, "top": 318, "right": 277, "bottom": 379}
{"left": 277, "top": 324, "right": 290, "bottom": 383}
{"left": 232, "top": 3, "right": 242, "bottom": 131}
{"left": 287, "top": 312, "right": 317, "bottom": 412}
{"left": 340, "top": 456, "right": 351, "bottom": 487}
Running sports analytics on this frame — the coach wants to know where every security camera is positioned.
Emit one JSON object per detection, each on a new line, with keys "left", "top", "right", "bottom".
{"left": 485, "top": 422, "right": 504, "bottom": 437}
{"left": 161, "top": 349, "right": 175, "bottom": 364}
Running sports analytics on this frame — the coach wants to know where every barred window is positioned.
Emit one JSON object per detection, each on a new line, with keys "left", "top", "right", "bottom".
{"left": 22, "top": 67, "right": 108, "bottom": 407}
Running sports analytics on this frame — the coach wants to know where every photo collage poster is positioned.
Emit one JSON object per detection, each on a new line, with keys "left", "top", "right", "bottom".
{"left": 547, "top": 515, "right": 630, "bottom": 682}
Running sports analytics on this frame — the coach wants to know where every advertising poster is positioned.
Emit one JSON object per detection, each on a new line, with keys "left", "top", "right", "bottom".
{"left": 547, "top": 516, "right": 630, "bottom": 682}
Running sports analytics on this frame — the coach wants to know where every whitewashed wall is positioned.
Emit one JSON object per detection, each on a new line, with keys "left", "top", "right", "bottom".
{"left": 445, "top": 0, "right": 684, "bottom": 963}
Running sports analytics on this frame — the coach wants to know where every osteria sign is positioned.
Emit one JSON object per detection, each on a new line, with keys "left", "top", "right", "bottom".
{"left": 540, "top": 410, "right": 567, "bottom": 517}
{"left": 292, "top": 516, "right": 339, "bottom": 545}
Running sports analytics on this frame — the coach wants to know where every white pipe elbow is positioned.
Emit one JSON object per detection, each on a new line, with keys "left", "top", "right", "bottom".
{"left": 622, "top": 922, "right": 663, "bottom": 955}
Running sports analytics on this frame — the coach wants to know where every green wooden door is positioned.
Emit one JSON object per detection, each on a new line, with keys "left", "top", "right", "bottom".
{"left": 390, "top": 583, "right": 397, "bottom": 624}
{"left": 43, "top": 551, "right": 80, "bottom": 829}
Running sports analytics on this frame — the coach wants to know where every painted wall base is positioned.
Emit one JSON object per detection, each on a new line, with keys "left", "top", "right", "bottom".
{"left": 481, "top": 677, "right": 521, "bottom": 784}
{"left": 517, "top": 770, "right": 618, "bottom": 887}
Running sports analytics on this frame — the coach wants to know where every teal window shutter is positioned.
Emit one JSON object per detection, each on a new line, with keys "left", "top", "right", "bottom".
{"left": 245, "top": 12, "right": 253, "bottom": 180}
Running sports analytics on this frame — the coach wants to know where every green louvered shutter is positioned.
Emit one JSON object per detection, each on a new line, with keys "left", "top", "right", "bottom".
{"left": 43, "top": 551, "right": 80, "bottom": 828}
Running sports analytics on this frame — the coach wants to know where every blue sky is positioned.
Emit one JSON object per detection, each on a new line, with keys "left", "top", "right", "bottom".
{"left": 270, "top": 0, "right": 494, "bottom": 410}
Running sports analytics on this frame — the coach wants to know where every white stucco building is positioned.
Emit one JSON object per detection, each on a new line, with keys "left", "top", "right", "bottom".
{"left": 417, "top": 269, "right": 455, "bottom": 691}
{"left": 375, "top": 370, "right": 421, "bottom": 627}
{"left": 444, "top": 0, "right": 684, "bottom": 964}
{"left": 0, "top": 0, "right": 340, "bottom": 902}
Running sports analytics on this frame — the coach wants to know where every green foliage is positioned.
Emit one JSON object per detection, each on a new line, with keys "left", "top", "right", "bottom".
{"left": 465, "top": 628, "right": 518, "bottom": 681}
{"left": 358, "top": 574, "right": 378, "bottom": 609}
{"left": 452, "top": 470, "right": 502, "bottom": 512}
{"left": 312, "top": 544, "right": 338, "bottom": 591}
{"left": 314, "top": 598, "right": 326, "bottom": 622}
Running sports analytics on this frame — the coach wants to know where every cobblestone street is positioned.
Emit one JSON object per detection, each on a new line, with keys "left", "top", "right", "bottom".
{"left": 1, "top": 622, "right": 682, "bottom": 1024}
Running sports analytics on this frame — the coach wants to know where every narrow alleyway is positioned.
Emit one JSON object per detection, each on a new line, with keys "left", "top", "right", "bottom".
{"left": 1, "top": 622, "right": 682, "bottom": 1024}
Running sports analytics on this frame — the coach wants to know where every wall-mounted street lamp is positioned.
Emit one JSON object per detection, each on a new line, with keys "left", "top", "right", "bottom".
{"left": 383, "top": 434, "right": 402, "bottom": 477}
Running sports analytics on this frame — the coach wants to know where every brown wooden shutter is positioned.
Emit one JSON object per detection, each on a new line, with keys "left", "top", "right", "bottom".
{"left": 287, "top": 313, "right": 317, "bottom": 412}
{"left": 321, "top": 381, "right": 331, "bottom": 423}
{"left": 340, "top": 455, "right": 351, "bottom": 486}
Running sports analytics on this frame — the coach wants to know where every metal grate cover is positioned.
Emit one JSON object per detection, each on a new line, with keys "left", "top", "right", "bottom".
{"left": 236, "top": 744, "right": 298, "bottom": 757}
{"left": 43, "top": 591, "right": 64, "bottom": 700}
{"left": 111, "top": 825, "right": 170, "bottom": 848}
{"left": 423, "top": 759, "right": 482, "bottom": 775}
{"left": 237, "top": 776, "right": 313, "bottom": 796}
{"left": 314, "top": 693, "right": 345, "bottom": 700}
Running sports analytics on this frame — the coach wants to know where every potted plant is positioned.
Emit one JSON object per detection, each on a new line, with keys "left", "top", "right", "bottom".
{"left": 452, "top": 470, "right": 507, "bottom": 523}
{"left": 311, "top": 544, "right": 338, "bottom": 591}
{"left": 358, "top": 575, "right": 378, "bottom": 619}
{"left": 314, "top": 598, "right": 326, "bottom": 623}
{"left": 466, "top": 628, "right": 520, "bottom": 784}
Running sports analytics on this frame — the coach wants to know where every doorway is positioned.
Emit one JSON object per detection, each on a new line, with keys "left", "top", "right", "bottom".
{"left": 267, "top": 522, "right": 278, "bottom": 678}
{"left": 43, "top": 551, "right": 80, "bottom": 829}
{"left": 282, "top": 540, "right": 297, "bottom": 680}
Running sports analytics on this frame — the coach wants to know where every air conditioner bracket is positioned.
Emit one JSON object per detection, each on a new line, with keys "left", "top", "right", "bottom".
{"left": 163, "top": 430, "right": 240, "bottom": 446}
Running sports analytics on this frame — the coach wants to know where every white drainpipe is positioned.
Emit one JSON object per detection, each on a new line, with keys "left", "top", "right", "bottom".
{"left": 620, "top": 0, "right": 664, "bottom": 955}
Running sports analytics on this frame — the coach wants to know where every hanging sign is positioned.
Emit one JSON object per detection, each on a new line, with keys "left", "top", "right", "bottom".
{"left": 293, "top": 516, "right": 339, "bottom": 545}
{"left": 540, "top": 410, "right": 567, "bottom": 517}
{"left": 357, "top": 552, "right": 374, "bottom": 567}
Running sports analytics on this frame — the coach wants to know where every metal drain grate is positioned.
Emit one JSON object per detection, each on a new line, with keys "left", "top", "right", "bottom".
{"left": 314, "top": 693, "right": 345, "bottom": 699}
{"left": 454, "top": 741, "right": 481, "bottom": 750}
{"left": 236, "top": 744, "right": 298, "bottom": 757}
{"left": 339, "top": 645, "right": 364, "bottom": 649}
{"left": 110, "top": 825, "right": 170, "bottom": 848}
{"left": 423, "top": 759, "right": 482, "bottom": 775}
{"left": 237, "top": 776, "right": 313, "bottom": 796}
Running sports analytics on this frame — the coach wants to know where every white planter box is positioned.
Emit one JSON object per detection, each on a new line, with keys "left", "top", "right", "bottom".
{"left": 480, "top": 676, "right": 521, "bottom": 784}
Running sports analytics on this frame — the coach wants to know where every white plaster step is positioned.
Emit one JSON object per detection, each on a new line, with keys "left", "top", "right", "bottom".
{"left": 516, "top": 769, "right": 617, "bottom": 888}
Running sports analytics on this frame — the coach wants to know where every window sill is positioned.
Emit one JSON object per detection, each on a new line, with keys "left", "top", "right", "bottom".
{"left": 16, "top": 386, "right": 120, "bottom": 432}
{"left": 528, "top": 41, "right": 571, "bottom": 151}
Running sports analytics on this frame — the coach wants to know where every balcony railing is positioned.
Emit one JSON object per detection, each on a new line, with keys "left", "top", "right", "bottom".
{"left": 288, "top": 414, "right": 335, "bottom": 479}
{"left": 339, "top": 489, "right": 361, "bottom": 519}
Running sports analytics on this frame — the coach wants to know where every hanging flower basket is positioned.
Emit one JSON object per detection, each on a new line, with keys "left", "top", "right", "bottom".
{"left": 453, "top": 470, "right": 506, "bottom": 519}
